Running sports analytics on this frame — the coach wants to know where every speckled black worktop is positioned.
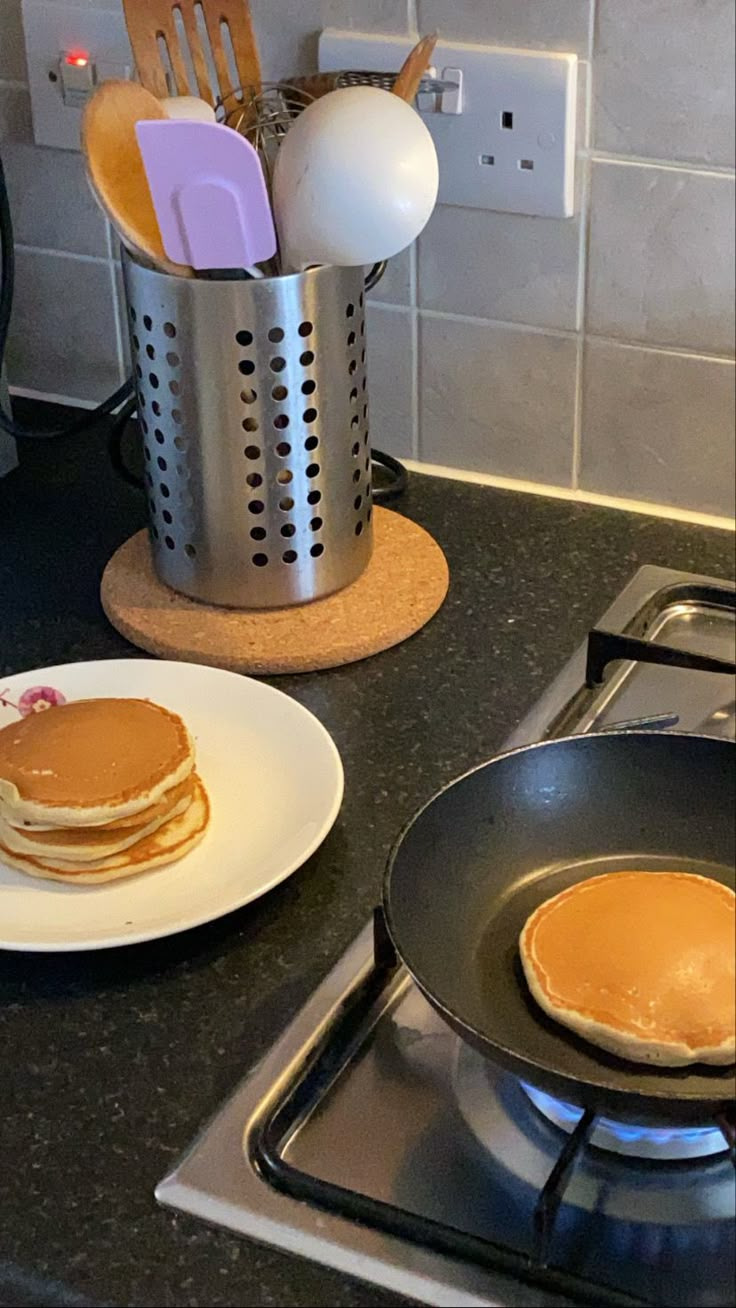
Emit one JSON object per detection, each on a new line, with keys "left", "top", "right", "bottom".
{"left": 0, "top": 410, "right": 733, "bottom": 1308}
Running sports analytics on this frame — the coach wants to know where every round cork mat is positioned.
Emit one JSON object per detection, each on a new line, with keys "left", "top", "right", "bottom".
{"left": 101, "top": 508, "right": 449, "bottom": 675}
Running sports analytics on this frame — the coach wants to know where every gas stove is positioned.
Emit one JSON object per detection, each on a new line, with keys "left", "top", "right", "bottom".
{"left": 158, "top": 565, "right": 736, "bottom": 1308}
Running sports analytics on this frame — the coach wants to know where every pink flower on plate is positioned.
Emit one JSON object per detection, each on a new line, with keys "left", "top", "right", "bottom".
{"left": 17, "top": 686, "right": 67, "bottom": 716}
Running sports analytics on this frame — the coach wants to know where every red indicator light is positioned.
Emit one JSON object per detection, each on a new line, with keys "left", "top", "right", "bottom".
{"left": 65, "top": 52, "right": 89, "bottom": 68}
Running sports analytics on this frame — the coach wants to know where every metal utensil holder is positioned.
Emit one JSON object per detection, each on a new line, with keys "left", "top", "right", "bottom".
{"left": 122, "top": 251, "right": 375, "bottom": 608}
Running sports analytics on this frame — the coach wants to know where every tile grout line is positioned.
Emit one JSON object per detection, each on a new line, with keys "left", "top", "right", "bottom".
{"left": 590, "top": 152, "right": 735, "bottom": 179}
{"left": 14, "top": 250, "right": 730, "bottom": 368}
{"left": 409, "top": 244, "right": 420, "bottom": 459}
{"left": 571, "top": 337, "right": 585, "bottom": 492}
{"left": 15, "top": 242, "right": 113, "bottom": 265}
{"left": 402, "top": 460, "right": 736, "bottom": 531}
{"left": 571, "top": 38, "right": 595, "bottom": 491}
{"left": 588, "top": 0, "right": 598, "bottom": 62}
{"left": 584, "top": 333, "right": 735, "bottom": 365}
{"left": 572, "top": 167, "right": 592, "bottom": 490}
{"left": 9, "top": 384, "right": 99, "bottom": 411}
{"left": 419, "top": 307, "right": 580, "bottom": 340}
{"left": 361, "top": 301, "right": 734, "bottom": 364}
{"left": 370, "top": 299, "right": 412, "bottom": 314}
{"left": 11, "top": 368, "right": 735, "bottom": 531}
{"left": 108, "top": 260, "right": 127, "bottom": 385}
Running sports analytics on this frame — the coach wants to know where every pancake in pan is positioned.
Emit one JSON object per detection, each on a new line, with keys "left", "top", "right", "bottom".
{"left": 520, "top": 871, "right": 735, "bottom": 1067}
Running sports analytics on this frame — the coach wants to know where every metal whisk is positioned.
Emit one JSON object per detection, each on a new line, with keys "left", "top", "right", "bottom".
{"left": 219, "top": 70, "right": 456, "bottom": 193}
{"left": 219, "top": 82, "right": 314, "bottom": 196}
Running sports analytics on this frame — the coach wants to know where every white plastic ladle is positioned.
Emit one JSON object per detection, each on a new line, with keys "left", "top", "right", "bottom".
{"left": 272, "top": 86, "right": 439, "bottom": 272}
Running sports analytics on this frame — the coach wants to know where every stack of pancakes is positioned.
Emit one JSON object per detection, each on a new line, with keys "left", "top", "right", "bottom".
{"left": 0, "top": 698, "right": 209, "bottom": 884}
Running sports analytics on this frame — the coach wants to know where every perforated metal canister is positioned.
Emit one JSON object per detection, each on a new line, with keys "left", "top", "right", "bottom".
{"left": 122, "top": 253, "right": 373, "bottom": 608}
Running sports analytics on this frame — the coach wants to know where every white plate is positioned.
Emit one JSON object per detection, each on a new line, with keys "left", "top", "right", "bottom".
{"left": 0, "top": 660, "right": 343, "bottom": 952}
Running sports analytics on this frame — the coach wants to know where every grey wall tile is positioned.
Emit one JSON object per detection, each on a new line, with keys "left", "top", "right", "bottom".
{"left": 587, "top": 162, "right": 735, "bottom": 357}
{"left": 417, "top": 0, "right": 593, "bottom": 55}
{"left": 2, "top": 143, "right": 109, "bottom": 256}
{"left": 366, "top": 305, "right": 415, "bottom": 459}
{"left": 249, "top": 0, "right": 409, "bottom": 80}
{"left": 594, "top": 0, "right": 735, "bottom": 168}
{"left": 369, "top": 245, "right": 412, "bottom": 307}
{"left": 7, "top": 251, "right": 121, "bottom": 401}
{"left": 321, "top": 0, "right": 410, "bottom": 33}
{"left": 0, "top": 0, "right": 28, "bottom": 83}
{"left": 0, "top": 83, "right": 32, "bottom": 142}
{"left": 418, "top": 202, "right": 583, "bottom": 331}
{"left": 581, "top": 338, "right": 736, "bottom": 517}
{"left": 419, "top": 314, "right": 577, "bottom": 484}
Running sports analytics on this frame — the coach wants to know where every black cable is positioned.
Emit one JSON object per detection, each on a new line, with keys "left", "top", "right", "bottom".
{"left": 370, "top": 448, "right": 409, "bottom": 503}
{"left": 106, "top": 395, "right": 141, "bottom": 487}
{"left": 0, "top": 151, "right": 133, "bottom": 440}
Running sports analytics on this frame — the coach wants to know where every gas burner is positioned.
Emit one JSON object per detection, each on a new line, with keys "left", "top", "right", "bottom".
{"left": 520, "top": 1082, "right": 728, "bottom": 1162}
{"left": 452, "top": 1041, "right": 734, "bottom": 1227}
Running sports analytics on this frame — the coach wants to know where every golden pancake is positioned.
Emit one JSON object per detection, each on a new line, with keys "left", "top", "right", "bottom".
{"left": 2, "top": 775, "right": 195, "bottom": 834}
{"left": 520, "top": 871, "right": 735, "bottom": 1067}
{"left": 0, "top": 788, "right": 192, "bottom": 861}
{"left": 0, "top": 775, "right": 210, "bottom": 884}
{"left": 0, "top": 698, "right": 194, "bottom": 826}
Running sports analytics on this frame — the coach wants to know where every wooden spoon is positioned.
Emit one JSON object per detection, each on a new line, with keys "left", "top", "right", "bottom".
{"left": 122, "top": 0, "right": 261, "bottom": 106}
{"left": 393, "top": 32, "right": 438, "bottom": 103}
{"left": 81, "top": 80, "right": 191, "bottom": 276}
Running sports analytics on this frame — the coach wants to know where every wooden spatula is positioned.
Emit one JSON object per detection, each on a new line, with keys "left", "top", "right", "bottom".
{"left": 122, "top": 0, "right": 261, "bottom": 106}
{"left": 393, "top": 32, "right": 438, "bottom": 103}
{"left": 81, "top": 80, "right": 191, "bottom": 276}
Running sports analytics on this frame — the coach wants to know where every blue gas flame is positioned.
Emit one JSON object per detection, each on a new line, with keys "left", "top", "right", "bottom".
{"left": 521, "top": 1082, "right": 724, "bottom": 1148}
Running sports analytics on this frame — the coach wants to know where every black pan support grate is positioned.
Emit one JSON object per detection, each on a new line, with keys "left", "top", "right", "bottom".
{"left": 252, "top": 627, "right": 736, "bottom": 1308}
{"left": 253, "top": 912, "right": 648, "bottom": 1308}
{"left": 585, "top": 627, "right": 736, "bottom": 688}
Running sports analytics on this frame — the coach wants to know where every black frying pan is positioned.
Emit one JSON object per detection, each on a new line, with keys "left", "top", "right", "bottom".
{"left": 384, "top": 730, "right": 735, "bottom": 1126}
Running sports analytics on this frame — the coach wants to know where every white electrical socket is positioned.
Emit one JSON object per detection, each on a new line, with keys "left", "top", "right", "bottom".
{"left": 319, "top": 32, "right": 578, "bottom": 219}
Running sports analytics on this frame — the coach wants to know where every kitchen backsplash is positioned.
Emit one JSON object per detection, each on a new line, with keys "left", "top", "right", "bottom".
{"left": 1, "top": 0, "right": 734, "bottom": 519}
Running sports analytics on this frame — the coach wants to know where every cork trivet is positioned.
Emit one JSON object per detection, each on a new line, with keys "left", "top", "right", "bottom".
{"left": 101, "top": 507, "right": 449, "bottom": 675}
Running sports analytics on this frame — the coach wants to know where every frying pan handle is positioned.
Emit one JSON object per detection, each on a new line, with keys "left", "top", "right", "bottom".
{"left": 373, "top": 905, "right": 398, "bottom": 970}
{"left": 597, "top": 713, "right": 680, "bottom": 733}
{"left": 586, "top": 628, "right": 736, "bottom": 688}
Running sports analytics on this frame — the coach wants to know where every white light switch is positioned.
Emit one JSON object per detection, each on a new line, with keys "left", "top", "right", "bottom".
{"left": 59, "top": 51, "right": 96, "bottom": 107}
{"left": 320, "top": 31, "right": 578, "bottom": 219}
{"left": 21, "top": 0, "right": 133, "bottom": 150}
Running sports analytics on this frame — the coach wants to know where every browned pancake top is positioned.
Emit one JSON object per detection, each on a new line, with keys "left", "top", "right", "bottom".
{"left": 523, "top": 872, "right": 735, "bottom": 1049}
{"left": 0, "top": 699, "right": 191, "bottom": 808}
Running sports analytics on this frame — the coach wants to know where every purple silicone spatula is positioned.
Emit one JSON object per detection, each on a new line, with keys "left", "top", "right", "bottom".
{"left": 135, "top": 119, "right": 276, "bottom": 271}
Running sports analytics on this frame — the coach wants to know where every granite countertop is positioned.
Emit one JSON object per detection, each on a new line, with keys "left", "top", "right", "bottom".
{"left": 0, "top": 411, "right": 733, "bottom": 1308}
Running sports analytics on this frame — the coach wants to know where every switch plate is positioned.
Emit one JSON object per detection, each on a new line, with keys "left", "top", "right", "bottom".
{"left": 21, "top": 0, "right": 133, "bottom": 150}
{"left": 319, "top": 31, "right": 577, "bottom": 218}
